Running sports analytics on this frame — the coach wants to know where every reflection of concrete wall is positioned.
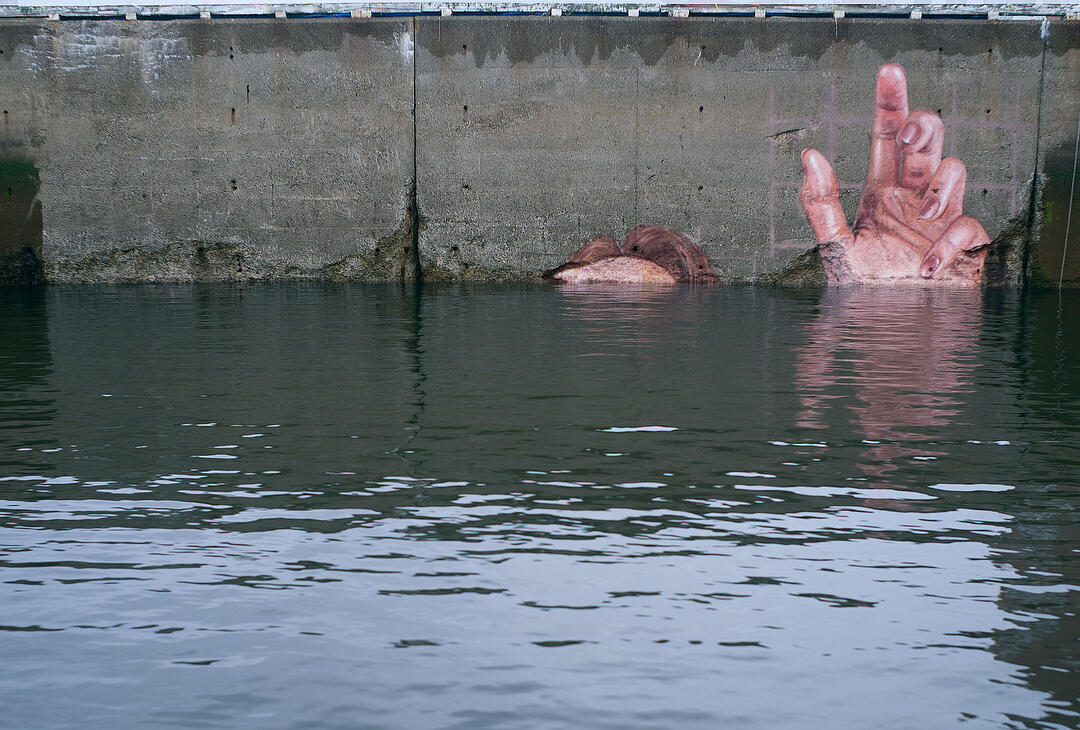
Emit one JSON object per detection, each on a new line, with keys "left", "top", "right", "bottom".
{"left": 0, "top": 17, "right": 1076, "bottom": 284}
{"left": 41, "top": 285, "right": 426, "bottom": 486}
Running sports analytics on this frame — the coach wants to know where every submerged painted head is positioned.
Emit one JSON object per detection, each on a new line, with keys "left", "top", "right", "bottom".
{"left": 547, "top": 225, "right": 720, "bottom": 284}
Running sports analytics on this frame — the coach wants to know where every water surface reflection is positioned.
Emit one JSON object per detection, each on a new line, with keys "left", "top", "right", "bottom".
{"left": 0, "top": 285, "right": 1077, "bottom": 730}
{"left": 796, "top": 288, "right": 983, "bottom": 481}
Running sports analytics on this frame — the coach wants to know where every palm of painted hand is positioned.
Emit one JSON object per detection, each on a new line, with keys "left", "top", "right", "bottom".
{"left": 800, "top": 63, "right": 990, "bottom": 285}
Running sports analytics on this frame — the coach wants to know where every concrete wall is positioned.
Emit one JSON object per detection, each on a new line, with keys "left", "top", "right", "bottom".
{"left": 0, "top": 18, "right": 417, "bottom": 282}
{"left": 0, "top": 15, "right": 1077, "bottom": 284}
{"left": 1031, "top": 21, "right": 1080, "bottom": 285}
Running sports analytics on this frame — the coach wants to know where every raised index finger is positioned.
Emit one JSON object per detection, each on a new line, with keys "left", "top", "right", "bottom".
{"left": 866, "top": 64, "right": 909, "bottom": 190}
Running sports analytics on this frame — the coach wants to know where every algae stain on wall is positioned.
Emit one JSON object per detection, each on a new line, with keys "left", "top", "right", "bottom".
{"left": 1032, "top": 142, "right": 1080, "bottom": 285}
{"left": 0, "top": 158, "right": 43, "bottom": 285}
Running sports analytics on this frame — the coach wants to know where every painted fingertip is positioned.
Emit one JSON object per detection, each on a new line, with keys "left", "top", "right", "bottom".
{"left": 919, "top": 196, "right": 940, "bottom": 220}
{"left": 900, "top": 121, "right": 920, "bottom": 145}
{"left": 875, "top": 64, "right": 908, "bottom": 109}
{"left": 800, "top": 148, "right": 826, "bottom": 177}
{"left": 878, "top": 63, "right": 906, "bottom": 81}
{"left": 920, "top": 254, "right": 940, "bottom": 279}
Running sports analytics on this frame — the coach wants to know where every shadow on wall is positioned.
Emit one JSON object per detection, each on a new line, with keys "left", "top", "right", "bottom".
{"left": 1033, "top": 141, "right": 1080, "bottom": 285}
{"left": 0, "top": 158, "right": 42, "bottom": 286}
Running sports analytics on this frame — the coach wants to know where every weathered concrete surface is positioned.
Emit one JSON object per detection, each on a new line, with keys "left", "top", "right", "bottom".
{"left": 415, "top": 17, "right": 1044, "bottom": 283}
{"left": 0, "top": 18, "right": 416, "bottom": 282}
{"left": 1030, "top": 21, "right": 1080, "bottom": 285}
{"left": 0, "top": 15, "right": 1074, "bottom": 285}
{"left": 0, "top": 157, "right": 43, "bottom": 284}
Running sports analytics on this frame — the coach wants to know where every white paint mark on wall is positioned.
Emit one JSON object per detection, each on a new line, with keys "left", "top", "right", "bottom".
{"left": 27, "top": 30, "right": 191, "bottom": 78}
{"left": 396, "top": 30, "right": 413, "bottom": 64}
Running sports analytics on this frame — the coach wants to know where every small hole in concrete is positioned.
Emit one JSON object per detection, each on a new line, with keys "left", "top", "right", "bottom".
{"left": 230, "top": 108, "right": 236, "bottom": 124}
{"left": 462, "top": 44, "right": 467, "bottom": 51}
{"left": 985, "top": 109, "right": 991, "bottom": 114}
{"left": 982, "top": 188, "right": 988, "bottom": 196}
{"left": 451, "top": 245, "right": 459, "bottom": 252}
{"left": 462, "top": 184, "right": 470, "bottom": 190}
{"left": 697, "top": 185, "right": 703, "bottom": 191}
{"left": 698, "top": 106, "right": 703, "bottom": 113}
{"left": 463, "top": 104, "right": 468, "bottom": 111}
{"left": 230, "top": 179, "right": 238, "bottom": 191}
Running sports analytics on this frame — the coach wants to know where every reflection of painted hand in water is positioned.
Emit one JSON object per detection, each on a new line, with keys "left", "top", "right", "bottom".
{"left": 801, "top": 64, "right": 990, "bottom": 285}
{"left": 795, "top": 288, "right": 982, "bottom": 483}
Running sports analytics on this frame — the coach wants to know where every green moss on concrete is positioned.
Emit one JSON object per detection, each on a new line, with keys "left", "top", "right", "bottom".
{"left": 0, "top": 158, "right": 43, "bottom": 286}
{"left": 1030, "top": 144, "right": 1080, "bottom": 287}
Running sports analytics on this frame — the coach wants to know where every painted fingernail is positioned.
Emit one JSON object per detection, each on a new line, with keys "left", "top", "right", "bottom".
{"left": 900, "top": 121, "right": 920, "bottom": 145}
{"left": 919, "top": 196, "right": 940, "bottom": 219}
{"left": 920, "top": 255, "right": 940, "bottom": 278}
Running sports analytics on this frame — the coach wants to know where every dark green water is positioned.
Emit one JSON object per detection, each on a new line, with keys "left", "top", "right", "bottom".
{"left": 1, "top": 284, "right": 1078, "bottom": 730}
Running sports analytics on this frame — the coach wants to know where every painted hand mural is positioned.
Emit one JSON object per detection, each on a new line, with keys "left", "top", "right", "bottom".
{"left": 547, "top": 225, "right": 720, "bottom": 284}
{"left": 800, "top": 63, "right": 990, "bottom": 285}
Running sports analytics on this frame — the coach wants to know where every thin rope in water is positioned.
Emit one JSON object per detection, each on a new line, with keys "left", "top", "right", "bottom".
{"left": 1059, "top": 104, "right": 1080, "bottom": 288}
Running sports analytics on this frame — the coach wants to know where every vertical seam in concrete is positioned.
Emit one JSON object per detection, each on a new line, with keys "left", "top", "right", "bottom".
{"left": 633, "top": 66, "right": 640, "bottom": 226}
{"left": 409, "top": 16, "right": 423, "bottom": 282}
{"left": 1022, "top": 22, "right": 1050, "bottom": 287}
